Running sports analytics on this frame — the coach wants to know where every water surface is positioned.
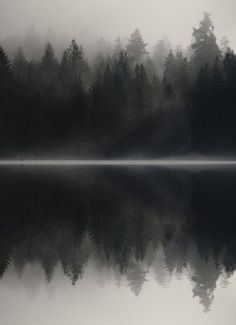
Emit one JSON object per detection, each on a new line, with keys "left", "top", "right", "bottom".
{"left": 0, "top": 167, "right": 235, "bottom": 324}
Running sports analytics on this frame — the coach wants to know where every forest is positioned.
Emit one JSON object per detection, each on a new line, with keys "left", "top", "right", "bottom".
{"left": 0, "top": 12, "right": 236, "bottom": 157}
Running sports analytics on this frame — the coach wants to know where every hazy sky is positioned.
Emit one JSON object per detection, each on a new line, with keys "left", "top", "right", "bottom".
{"left": 0, "top": 0, "right": 236, "bottom": 49}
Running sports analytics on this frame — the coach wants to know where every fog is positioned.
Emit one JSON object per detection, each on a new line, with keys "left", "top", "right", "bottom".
{"left": 1, "top": 159, "right": 236, "bottom": 167}
{"left": 0, "top": 0, "right": 236, "bottom": 50}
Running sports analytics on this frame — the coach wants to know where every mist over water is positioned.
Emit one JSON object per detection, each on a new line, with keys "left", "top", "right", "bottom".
{"left": 1, "top": 159, "right": 236, "bottom": 166}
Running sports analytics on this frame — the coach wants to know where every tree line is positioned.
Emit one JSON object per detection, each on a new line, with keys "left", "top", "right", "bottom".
{"left": 0, "top": 12, "right": 236, "bottom": 156}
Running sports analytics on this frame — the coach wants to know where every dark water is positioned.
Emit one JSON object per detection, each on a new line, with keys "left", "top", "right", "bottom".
{"left": 0, "top": 167, "right": 236, "bottom": 324}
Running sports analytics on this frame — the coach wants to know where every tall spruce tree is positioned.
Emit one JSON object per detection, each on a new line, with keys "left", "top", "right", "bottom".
{"left": 0, "top": 46, "right": 12, "bottom": 100}
{"left": 153, "top": 38, "right": 171, "bottom": 77}
{"left": 191, "top": 12, "right": 220, "bottom": 74}
{"left": 126, "top": 29, "right": 148, "bottom": 64}
{"left": 67, "top": 40, "right": 89, "bottom": 84}
{"left": 59, "top": 40, "right": 89, "bottom": 88}
{"left": 162, "top": 50, "right": 177, "bottom": 98}
{"left": 41, "top": 42, "right": 58, "bottom": 79}
{"left": 132, "top": 64, "right": 151, "bottom": 110}
{"left": 12, "top": 48, "right": 28, "bottom": 83}
{"left": 0, "top": 47, "right": 11, "bottom": 81}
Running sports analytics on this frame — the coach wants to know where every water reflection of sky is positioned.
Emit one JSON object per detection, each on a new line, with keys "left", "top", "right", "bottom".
{"left": 0, "top": 261, "right": 235, "bottom": 325}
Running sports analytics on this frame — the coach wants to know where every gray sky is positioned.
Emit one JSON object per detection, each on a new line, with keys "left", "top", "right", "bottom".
{"left": 0, "top": 0, "right": 236, "bottom": 49}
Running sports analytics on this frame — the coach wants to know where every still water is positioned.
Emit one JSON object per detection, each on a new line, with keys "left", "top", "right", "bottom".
{"left": 0, "top": 167, "right": 235, "bottom": 324}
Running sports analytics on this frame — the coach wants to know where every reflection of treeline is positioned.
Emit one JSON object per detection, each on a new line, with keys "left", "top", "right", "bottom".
{"left": 0, "top": 169, "right": 235, "bottom": 311}
{"left": 0, "top": 13, "right": 236, "bottom": 155}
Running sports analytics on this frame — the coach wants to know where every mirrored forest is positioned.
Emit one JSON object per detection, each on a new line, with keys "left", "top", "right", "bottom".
{"left": 1, "top": 13, "right": 236, "bottom": 156}
{"left": 0, "top": 167, "right": 236, "bottom": 312}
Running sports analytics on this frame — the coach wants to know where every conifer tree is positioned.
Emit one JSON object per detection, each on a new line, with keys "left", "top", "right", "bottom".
{"left": 0, "top": 47, "right": 13, "bottom": 101}
{"left": 162, "top": 50, "right": 177, "bottom": 98}
{"left": 132, "top": 64, "right": 151, "bottom": 110}
{"left": 0, "top": 46, "right": 11, "bottom": 81}
{"left": 41, "top": 42, "right": 58, "bottom": 78}
{"left": 153, "top": 38, "right": 171, "bottom": 77}
{"left": 12, "top": 48, "right": 28, "bottom": 83}
{"left": 59, "top": 40, "right": 89, "bottom": 88}
{"left": 191, "top": 12, "right": 220, "bottom": 73}
{"left": 114, "top": 37, "right": 123, "bottom": 56}
{"left": 126, "top": 29, "right": 148, "bottom": 63}
{"left": 67, "top": 40, "right": 89, "bottom": 83}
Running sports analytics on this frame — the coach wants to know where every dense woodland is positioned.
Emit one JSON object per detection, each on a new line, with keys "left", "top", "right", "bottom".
{"left": 0, "top": 12, "right": 236, "bottom": 156}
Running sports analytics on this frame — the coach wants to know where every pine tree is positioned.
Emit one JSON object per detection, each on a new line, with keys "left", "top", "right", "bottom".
{"left": 191, "top": 12, "right": 221, "bottom": 74}
{"left": 39, "top": 42, "right": 60, "bottom": 105}
{"left": 89, "top": 72, "right": 102, "bottom": 133}
{"left": 163, "top": 50, "right": 177, "bottom": 98}
{"left": 220, "top": 36, "right": 231, "bottom": 55}
{"left": 67, "top": 40, "right": 89, "bottom": 83}
{"left": 132, "top": 64, "right": 151, "bottom": 110}
{"left": 12, "top": 48, "right": 28, "bottom": 83}
{"left": 153, "top": 38, "right": 171, "bottom": 77}
{"left": 41, "top": 42, "right": 58, "bottom": 78}
{"left": 175, "top": 51, "right": 189, "bottom": 92}
{"left": 59, "top": 40, "right": 89, "bottom": 88}
{"left": 114, "top": 37, "right": 123, "bottom": 56}
{"left": 59, "top": 50, "right": 72, "bottom": 88}
{"left": 191, "top": 64, "right": 211, "bottom": 147}
{"left": 0, "top": 46, "right": 11, "bottom": 80}
{"left": 222, "top": 49, "right": 236, "bottom": 142}
{"left": 144, "top": 57, "right": 157, "bottom": 81}
{"left": 126, "top": 29, "right": 148, "bottom": 64}
{"left": 223, "top": 49, "right": 236, "bottom": 85}
{"left": 0, "top": 47, "right": 13, "bottom": 101}
{"left": 151, "top": 73, "right": 161, "bottom": 108}
{"left": 112, "top": 51, "right": 131, "bottom": 108}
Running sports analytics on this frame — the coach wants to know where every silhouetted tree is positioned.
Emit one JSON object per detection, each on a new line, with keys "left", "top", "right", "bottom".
{"left": 175, "top": 51, "right": 189, "bottom": 92}
{"left": 0, "top": 46, "right": 12, "bottom": 94}
{"left": 114, "top": 37, "right": 123, "bottom": 56}
{"left": 126, "top": 263, "right": 147, "bottom": 296}
{"left": 191, "top": 12, "right": 221, "bottom": 74}
{"left": 220, "top": 36, "right": 231, "bottom": 55}
{"left": 132, "top": 64, "right": 151, "bottom": 110}
{"left": 126, "top": 29, "right": 148, "bottom": 64}
{"left": 59, "top": 40, "right": 89, "bottom": 89}
{"left": 41, "top": 42, "right": 58, "bottom": 79}
{"left": 12, "top": 48, "right": 28, "bottom": 83}
{"left": 163, "top": 50, "right": 177, "bottom": 99}
{"left": 153, "top": 38, "right": 171, "bottom": 77}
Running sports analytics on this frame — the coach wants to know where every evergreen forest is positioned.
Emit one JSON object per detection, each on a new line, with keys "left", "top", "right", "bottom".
{"left": 0, "top": 13, "right": 235, "bottom": 157}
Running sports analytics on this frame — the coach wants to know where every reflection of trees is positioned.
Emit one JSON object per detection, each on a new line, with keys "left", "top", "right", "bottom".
{"left": 0, "top": 229, "right": 12, "bottom": 278}
{"left": 61, "top": 234, "right": 91, "bottom": 285}
{"left": 126, "top": 261, "right": 147, "bottom": 296}
{"left": 0, "top": 170, "right": 235, "bottom": 311}
{"left": 0, "top": 248, "right": 11, "bottom": 279}
{"left": 190, "top": 250, "right": 220, "bottom": 312}
{"left": 152, "top": 248, "right": 171, "bottom": 287}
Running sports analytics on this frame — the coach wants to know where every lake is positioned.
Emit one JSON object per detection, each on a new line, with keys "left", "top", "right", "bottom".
{"left": 0, "top": 166, "right": 235, "bottom": 324}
